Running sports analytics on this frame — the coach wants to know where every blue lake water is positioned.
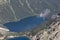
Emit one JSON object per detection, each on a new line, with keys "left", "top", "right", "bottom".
{"left": 3, "top": 16, "right": 45, "bottom": 40}
{"left": 8, "top": 36, "right": 30, "bottom": 40}
{"left": 3, "top": 16, "right": 45, "bottom": 32}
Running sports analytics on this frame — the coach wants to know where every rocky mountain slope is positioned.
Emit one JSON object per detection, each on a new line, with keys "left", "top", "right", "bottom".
{"left": 0, "top": 0, "right": 59, "bottom": 24}
{"left": 32, "top": 15, "right": 60, "bottom": 40}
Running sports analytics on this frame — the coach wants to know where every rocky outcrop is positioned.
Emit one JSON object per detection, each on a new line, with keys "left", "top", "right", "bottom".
{"left": 32, "top": 17, "right": 60, "bottom": 40}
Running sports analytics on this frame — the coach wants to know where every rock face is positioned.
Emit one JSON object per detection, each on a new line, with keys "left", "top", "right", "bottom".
{"left": 32, "top": 17, "right": 60, "bottom": 40}
{"left": 39, "top": 21, "right": 60, "bottom": 40}
{"left": 0, "top": 0, "right": 8, "bottom": 5}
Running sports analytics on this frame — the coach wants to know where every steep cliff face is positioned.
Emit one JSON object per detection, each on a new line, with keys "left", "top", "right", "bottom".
{"left": 32, "top": 17, "right": 60, "bottom": 40}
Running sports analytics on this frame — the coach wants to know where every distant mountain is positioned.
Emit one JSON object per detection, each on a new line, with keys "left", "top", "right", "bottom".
{"left": 0, "top": 0, "right": 59, "bottom": 24}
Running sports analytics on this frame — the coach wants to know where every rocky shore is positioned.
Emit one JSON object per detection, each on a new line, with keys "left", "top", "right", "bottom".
{"left": 31, "top": 16, "right": 60, "bottom": 40}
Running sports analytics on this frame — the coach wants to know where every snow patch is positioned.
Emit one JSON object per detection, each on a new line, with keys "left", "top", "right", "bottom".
{"left": 39, "top": 9, "right": 51, "bottom": 17}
